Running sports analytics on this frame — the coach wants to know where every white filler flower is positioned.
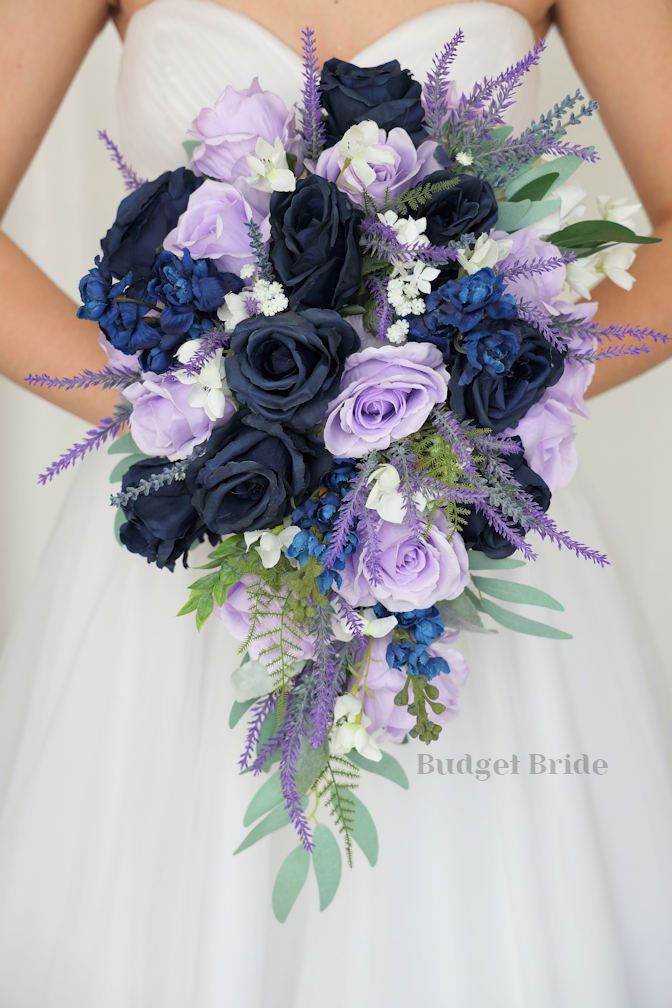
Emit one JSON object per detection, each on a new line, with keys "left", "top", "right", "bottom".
{"left": 365, "top": 463, "right": 427, "bottom": 523}
{"left": 330, "top": 694, "right": 382, "bottom": 761}
{"left": 244, "top": 525, "right": 300, "bottom": 569}
{"left": 245, "top": 137, "right": 296, "bottom": 193}
{"left": 457, "top": 232, "right": 513, "bottom": 275}
{"left": 175, "top": 341, "right": 230, "bottom": 421}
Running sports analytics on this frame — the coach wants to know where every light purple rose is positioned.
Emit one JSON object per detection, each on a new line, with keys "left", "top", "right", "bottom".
{"left": 495, "top": 225, "right": 566, "bottom": 308}
{"left": 124, "top": 373, "right": 219, "bottom": 460}
{"left": 217, "top": 577, "right": 314, "bottom": 666}
{"left": 324, "top": 343, "right": 449, "bottom": 457}
{"left": 189, "top": 79, "right": 298, "bottom": 186}
{"left": 337, "top": 514, "right": 469, "bottom": 612}
{"left": 361, "top": 635, "right": 468, "bottom": 742}
{"left": 511, "top": 397, "right": 577, "bottom": 492}
{"left": 163, "top": 180, "right": 270, "bottom": 274}
{"left": 315, "top": 127, "right": 437, "bottom": 206}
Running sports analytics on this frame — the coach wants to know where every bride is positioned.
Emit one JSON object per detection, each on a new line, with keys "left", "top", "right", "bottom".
{"left": 1, "top": 0, "right": 671, "bottom": 1004}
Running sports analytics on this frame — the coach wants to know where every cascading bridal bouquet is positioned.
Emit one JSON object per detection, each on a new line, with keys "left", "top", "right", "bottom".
{"left": 32, "top": 29, "right": 666, "bottom": 920}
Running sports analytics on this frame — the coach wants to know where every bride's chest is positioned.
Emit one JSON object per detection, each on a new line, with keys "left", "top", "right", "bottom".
{"left": 114, "top": 0, "right": 551, "bottom": 56}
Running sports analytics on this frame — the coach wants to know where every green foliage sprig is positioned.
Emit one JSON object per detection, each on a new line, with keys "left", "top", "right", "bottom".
{"left": 394, "top": 674, "right": 447, "bottom": 744}
{"left": 392, "top": 176, "right": 459, "bottom": 215}
{"left": 314, "top": 756, "right": 360, "bottom": 867}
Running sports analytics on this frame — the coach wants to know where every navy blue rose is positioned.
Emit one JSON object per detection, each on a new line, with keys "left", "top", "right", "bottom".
{"left": 447, "top": 322, "right": 565, "bottom": 432}
{"left": 462, "top": 442, "right": 552, "bottom": 558}
{"left": 320, "top": 58, "right": 425, "bottom": 145}
{"left": 269, "top": 175, "right": 363, "bottom": 311}
{"left": 119, "top": 457, "right": 206, "bottom": 571}
{"left": 187, "top": 411, "right": 330, "bottom": 536}
{"left": 147, "top": 249, "right": 242, "bottom": 336}
{"left": 100, "top": 168, "right": 202, "bottom": 279}
{"left": 422, "top": 170, "right": 498, "bottom": 245}
{"left": 225, "top": 309, "right": 360, "bottom": 430}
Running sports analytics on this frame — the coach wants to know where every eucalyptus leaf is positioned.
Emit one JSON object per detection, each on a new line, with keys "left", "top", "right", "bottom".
{"left": 109, "top": 453, "right": 144, "bottom": 484}
{"left": 477, "top": 596, "right": 573, "bottom": 640}
{"left": 504, "top": 154, "right": 582, "bottom": 201}
{"left": 348, "top": 750, "right": 409, "bottom": 789}
{"left": 437, "top": 593, "right": 492, "bottom": 634}
{"left": 228, "top": 698, "right": 254, "bottom": 729}
{"left": 547, "top": 219, "right": 660, "bottom": 250}
{"left": 243, "top": 771, "right": 283, "bottom": 827}
{"left": 107, "top": 432, "right": 139, "bottom": 456}
{"left": 468, "top": 552, "right": 527, "bottom": 571}
{"left": 340, "top": 304, "right": 366, "bottom": 316}
{"left": 509, "top": 172, "right": 559, "bottom": 203}
{"left": 311, "top": 825, "right": 342, "bottom": 911}
{"left": 272, "top": 846, "right": 310, "bottom": 923}
{"left": 351, "top": 793, "right": 379, "bottom": 867}
{"left": 473, "top": 576, "right": 564, "bottom": 611}
{"left": 496, "top": 198, "right": 560, "bottom": 233}
{"left": 234, "top": 800, "right": 305, "bottom": 854}
{"left": 182, "top": 138, "right": 199, "bottom": 159}
{"left": 113, "top": 508, "right": 125, "bottom": 546}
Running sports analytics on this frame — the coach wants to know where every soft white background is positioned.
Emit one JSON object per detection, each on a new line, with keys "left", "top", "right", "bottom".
{"left": 1, "top": 21, "right": 670, "bottom": 653}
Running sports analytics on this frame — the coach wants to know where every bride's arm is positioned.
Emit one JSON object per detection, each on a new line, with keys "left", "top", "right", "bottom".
{"left": 0, "top": 0, "right": 119, "bottom": 423}
{"left": 556, "top": 0, "right": 672, "bottom": 396}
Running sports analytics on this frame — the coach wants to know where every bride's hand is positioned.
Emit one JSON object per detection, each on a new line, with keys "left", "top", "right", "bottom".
{"left": 0, "top": 0, "right": 119, "bottom": 423}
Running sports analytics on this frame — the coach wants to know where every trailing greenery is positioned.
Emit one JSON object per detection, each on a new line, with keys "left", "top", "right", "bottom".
{"left": 314, "top": 755, "right": 360, "bottom": 867}
{"left": 393, "top": 674, "right": 446, "bottom": 744}
{"left": 392, "top": 176, "right": 459, "bottom": 215}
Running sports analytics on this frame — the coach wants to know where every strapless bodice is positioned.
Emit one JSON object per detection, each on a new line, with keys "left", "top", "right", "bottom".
{"left": 118, "top": 0, "right": 538, "bottom": 178}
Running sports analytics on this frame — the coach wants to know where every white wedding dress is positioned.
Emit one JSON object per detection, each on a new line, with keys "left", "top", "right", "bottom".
{"left": 1, "top": 1, "right": 671, "bottom": 1005}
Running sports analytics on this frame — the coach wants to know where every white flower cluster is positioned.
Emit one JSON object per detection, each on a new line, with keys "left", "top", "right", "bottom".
{"left": 536, "top": 186, "right": 642, "bottom": 300}
{"left": 243, "top": 525, "right": 300, "bottom": 569}
{"left": 174, "top": 341, "right": 230, "bottom": 420}
{"left": 378, "top": 210, "right": 440, "bottom": 340}
{"left": 216, "top": 275, "right": 288, "bottom": 330}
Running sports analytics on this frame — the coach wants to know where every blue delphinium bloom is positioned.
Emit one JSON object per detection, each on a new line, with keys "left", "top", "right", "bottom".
{"left": 407, "top": 267, "right": 518, "bottom": 363}
{"left": 148, "top": 249, "right": 242, "bottom": 336}
{"left": 77, "top": 257, "right": 130, "bottom": 327}
{"left": 379, "top": 604, "right": 451, "bottom": 679}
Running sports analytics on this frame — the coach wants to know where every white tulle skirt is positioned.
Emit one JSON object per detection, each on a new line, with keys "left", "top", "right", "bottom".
{"left": 1, "top": 450, "right": 670, "bottom": 1007}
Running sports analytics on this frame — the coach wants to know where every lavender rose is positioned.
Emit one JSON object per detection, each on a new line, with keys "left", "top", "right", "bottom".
{"left": 361, "top": 635, "right": 468, "bottom": 742}
{"left": 510, "top": 397, "right": 576, "bottom": 492}
{"left": 323, "top": 343, "right": 448, "bottom": 457}
{"left": 315, "top": 122, "right": 436, "bottom": 207}
{"left": 163, "top": 180, "right": 269, "bottom": 274}
{"left": 189, "top": 79, "right": 298, "bottom": 186}
{"left": 337, "top": 514, "right": 469, "bottom": 612}
{"left": 124, "top": 373, "right": 230, "bottom": 460}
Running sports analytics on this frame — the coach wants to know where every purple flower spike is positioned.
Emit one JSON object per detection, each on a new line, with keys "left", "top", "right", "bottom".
{"left": 38, "top": 402, "right": 132, "bottom": 485}
{"left": 300, "top": 27, "right": 326, "bottom": 162}
{"left": 97, "top": 130, "right": 146, "bottom": 191}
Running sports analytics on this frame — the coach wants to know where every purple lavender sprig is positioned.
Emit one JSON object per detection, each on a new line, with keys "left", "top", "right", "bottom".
{"left": 109, "top": 445, "right": 207, "bottom": 507}
{"left": 359, "top": 505, "right": 384, "bottom": 586}
{"left": 322, "top": 454, "right": 380, "bottom": 567}
{"left": 239, "top": 694, "right": 276, "bottom": 771}
{"left": 360, "top": 218, "right": 459, "bottom": 266}
{"left": 423, "top": 30, "right": 464, "bottom": 139}
{"left": 496, "top": 252, "right": 575, "bottom": 282}
{"left": 516, "top": 300, "right": 571, "bottom": 352}
{"left": 246, "top": 219, "right": 274, "bottom": 282}
{"left": 300, "top": 27, "right": 326, "bottom": 161}
{"left": 307, "top": 605, "right": 345, "bottom": 749}
{"left": 97, "top": 130, "right": 146, "bottom": 191}
{"left": 366, "top": 276, "right": 394, "bottom": 340}
{"left": 38, "top": 401, "right": 132, "bottom": 485}
{"left": 171, "top": 328, "right": 229, "bottom": 377}
{"left": 26, "top": 364, "right": 139, "bottom": 392}
{"left": 333, "top": 596, "right": 367, "bottom": 644}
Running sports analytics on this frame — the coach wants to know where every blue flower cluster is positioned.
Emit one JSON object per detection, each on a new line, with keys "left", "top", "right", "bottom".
{"left": 409, "top": 267, "right": 565, "bottom": 433}
{"left": 287, "top": 460, "right": 359, "bottom": 594}
{"left": 78, "top": 248, "right": 242, "bottom": 373}
{"left": 375, "top": 603, "right": 451, "bottom": 680}
{"left": 408, "top": 267, "right": 519, "bottom": 381}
